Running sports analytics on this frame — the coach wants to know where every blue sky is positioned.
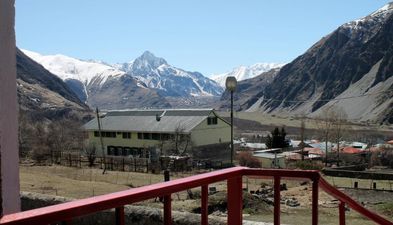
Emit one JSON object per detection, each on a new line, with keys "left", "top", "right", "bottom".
{"left": 16, "top": 0, "right": 391, "bottom": 76}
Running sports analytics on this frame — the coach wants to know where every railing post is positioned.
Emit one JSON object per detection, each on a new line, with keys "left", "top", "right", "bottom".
{"left": 312, "top": 177, "right": 319, "bottom": 225}
{"left": 115, "top": 206, "right": 125, "bottom": 225}
{"left": 339, "top": 201, "right": 346, "bottom": 225}
{"left": 164, "top": 194, "right": 172, "bottom": 225}
{"left": 274, "top": 176, "right": 281, "bottom": 225}
{"left": 201, "top": 185, "right": 208, "bottom": 225}
{"left": 227, "top": 176, "right": 242, "bottom": 225}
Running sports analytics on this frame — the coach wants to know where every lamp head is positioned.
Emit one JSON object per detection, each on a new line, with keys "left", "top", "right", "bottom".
{"left": 225, "top": 76, "right": 237, "bottom": 91}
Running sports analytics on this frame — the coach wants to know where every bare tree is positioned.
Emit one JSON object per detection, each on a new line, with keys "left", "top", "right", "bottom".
{"left": 299, "top": 117, "right": 306, "bottom": 161}
{"left": 18, "top": 110, "right": 35, "bottom": 158}
{"left": 330, "top": 107, "right": 349, "bottom": 167}
{"left": 315, "top": 106, "right": 350, "bottom": 167}
{"left": 84, "top": 143, "right": 97, "bottom": 167}
{"left": 171, "top": 124, "right": 192, "bottom": 155}
{"left": 315, "top": 108, "right": 335, "bottom": 167}
{"left": 47, "top": 118, "right": 84, "bottom": 163}
{"left": 30, "top": 122, "right": 50, "bottom": 163}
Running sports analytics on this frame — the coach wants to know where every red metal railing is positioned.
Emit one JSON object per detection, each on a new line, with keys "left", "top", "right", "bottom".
{"left": 0, "top": 167, "right": 392, "bottom": 225}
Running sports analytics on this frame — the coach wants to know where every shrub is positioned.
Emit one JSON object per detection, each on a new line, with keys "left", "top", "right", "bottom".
{"left": 237, "top": 151, "right": 261, "bottom": 168}
{"left": 295, "top": 160, "right": 323, "bottom": 170}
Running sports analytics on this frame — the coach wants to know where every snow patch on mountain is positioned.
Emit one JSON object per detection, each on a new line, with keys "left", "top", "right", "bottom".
{"left": 211, "top": 62, "right": 285, "bottom": 87}
{"left": 343, "top": 2, "right": 393, "bottom": 29}
{"left": 22, "top": 49, "right": 125, "bottom": 86}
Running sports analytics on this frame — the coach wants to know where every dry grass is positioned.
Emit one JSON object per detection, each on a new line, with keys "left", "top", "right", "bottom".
{"left": 20, "top": 165, "right": 217, "bottom": 200}
{"left": 20, "top": 165, "right": 393, "bottom": 224}
{"left": 324, "top": 176, "right": 393, "bottom": 190}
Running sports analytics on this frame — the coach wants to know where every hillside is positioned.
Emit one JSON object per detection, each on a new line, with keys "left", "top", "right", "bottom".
{"left": 16, "top": 48, "right": 92, "bottom": 121}
{"left": 242, "top": 3, "right": 393, "bottom": 124}
{"left": 219, "top": 68, "right": 280, "bottom": 111}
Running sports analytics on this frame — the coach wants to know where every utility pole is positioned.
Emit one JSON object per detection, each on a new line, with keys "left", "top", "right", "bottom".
{"left": 225, "top": 76, "right": 237, "bottom": 166}
{"left": 300, "top": 119, "right": 305, "bottom": 161}
{"left": 96, "top": 108, "right": 106, "bottom": 174}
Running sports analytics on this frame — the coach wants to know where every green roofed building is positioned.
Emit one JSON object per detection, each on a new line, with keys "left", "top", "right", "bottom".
{"left": 83, "top": 109, "right": 231, "bottom": 161}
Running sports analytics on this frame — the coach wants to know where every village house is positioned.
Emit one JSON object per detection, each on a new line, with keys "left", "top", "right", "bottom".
{"left": 253, "top": 152, "right": 286, "bottom": 168}
{"left": 83, "top": 109, "right": 231, "bottom": 161}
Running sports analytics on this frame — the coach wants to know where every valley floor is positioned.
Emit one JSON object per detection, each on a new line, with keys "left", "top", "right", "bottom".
{"left": 218, "top": 111, "right": 393, "bottom": 133}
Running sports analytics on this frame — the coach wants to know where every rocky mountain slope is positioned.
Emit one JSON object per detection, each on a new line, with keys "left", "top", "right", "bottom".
{"left": 211, "top": 63, "right": 284, "bottom": 87}
{"left": 23, "top": 50, "right": 222, "bottom": 109}
{"left": 116, "top": 51, "right": 223, "bottom": 97}
{"left": 16, "top": 49, "right": 91, "bottom": 121}
{"left": 243, "top": 3, "right": 393, "bottom": 124}
{"left": 219, "top": 68, "right": 280, "bottom": 110}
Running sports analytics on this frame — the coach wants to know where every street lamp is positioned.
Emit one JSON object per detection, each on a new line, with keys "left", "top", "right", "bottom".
{"left": 226, "top": 76, "right": 237, "bottom": 166}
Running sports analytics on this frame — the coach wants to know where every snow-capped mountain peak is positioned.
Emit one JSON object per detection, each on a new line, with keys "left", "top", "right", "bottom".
{"left": 370, "top": 2, "right": 393, "bottom": 17}
{"left": 117, "top": 51, "right": 223, "bottom": 97}
{"left": 211, "top": 62, "right": 285, "bottom": 87}
{"left": 21, "top": 49, "right": 125, "bottom": 86}
{"left": 344, "top": 2, "right": 393, "bottom": 29}
{"left": 341, "top": 2, "right": 393, "bottom": 43}
{"left": 131, "top": 51, "right": 168, "bottom": 71}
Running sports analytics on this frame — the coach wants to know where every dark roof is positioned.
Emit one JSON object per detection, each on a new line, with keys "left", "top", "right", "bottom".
{"left": 105, "top": 109, "right": 212, "bottom": 117}
{"left": 83, "top": 109, "right": 225, "bottom": 133}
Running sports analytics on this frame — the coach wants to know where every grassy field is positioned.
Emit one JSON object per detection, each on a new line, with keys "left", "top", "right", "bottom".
{"left": 324, "top": 176, "right": 393, "bottom": 190}
{"left": 20, "top": 165, "right": 393, "bottom": 224}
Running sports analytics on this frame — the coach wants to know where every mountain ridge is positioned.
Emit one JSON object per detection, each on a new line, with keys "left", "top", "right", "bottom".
{"left": 23, "top": 50, "right": 223, "bottom": 109}
{"left": 243, "top": 2, "right": 393, "bottom": 124}
{"left": 211, "top": 62, "right": 284, "bottom": 87}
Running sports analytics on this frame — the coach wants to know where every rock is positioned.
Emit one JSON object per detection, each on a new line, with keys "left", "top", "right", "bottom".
{"left": 285, "top": 198, "right": 300, "bottom": 207}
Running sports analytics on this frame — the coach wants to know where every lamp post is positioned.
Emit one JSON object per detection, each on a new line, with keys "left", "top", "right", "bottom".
{"left": 226, "top": 76, "right": 237, "bottom": 166}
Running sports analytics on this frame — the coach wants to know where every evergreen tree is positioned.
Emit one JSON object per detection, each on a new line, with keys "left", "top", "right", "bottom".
{"left": 266, "top": 127, "right": 289, "bottom": 148}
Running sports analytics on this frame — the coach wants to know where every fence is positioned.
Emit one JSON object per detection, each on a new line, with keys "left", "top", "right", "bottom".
{"left": 102, "top": 157, "right": 150, "bottom": 173}
{"left": 57, "top": 151, "right": 230, "bottom": 174}
{"left": 58, "top": 152, "right": 151, "bottom": 173}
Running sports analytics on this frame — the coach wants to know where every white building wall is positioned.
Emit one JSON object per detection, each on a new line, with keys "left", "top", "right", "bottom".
{"left": 191, "top": 117, "right": 231, "bottom": 146}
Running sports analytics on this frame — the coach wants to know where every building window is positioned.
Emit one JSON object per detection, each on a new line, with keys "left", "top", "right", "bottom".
{"left": 124, "top": 147, "right": 131, "bottom": 156}
{"left": 104, "top": 131, "right": 116, "bottom": 138}
{"left": 143, "top": 133, "right": 151, "bottom": 140}
{"left": 161, "top": 133, "right": 171, "bottom": 140}
{"left": 122, "top": 132, "right": 131, "bottom": 139}
{"left": 114, "top": 146, "right": 123, "bottom": 156}
{"left": 152, "top": 133, "right": 160, "bottom": 140}
{"left": 138, "top": 132, "right": 154, "bottom": 140}
{"left": 107, "top": 146, "right": 116, "bottom": 155}
{"left": 95, "top": 131, "right": 116, "bottom": 138}
{"left": 207, "top": 117, "right": 217, "bottom": 125}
